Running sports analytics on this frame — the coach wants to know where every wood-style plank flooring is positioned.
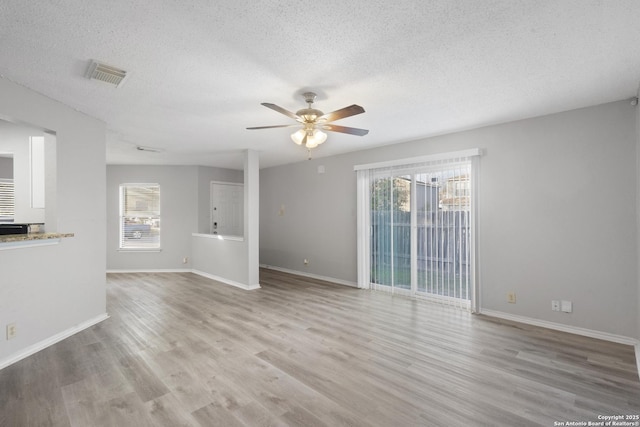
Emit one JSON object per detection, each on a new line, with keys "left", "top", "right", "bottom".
{"left": 1, "top": 269, "right": 639, "bottom": 426}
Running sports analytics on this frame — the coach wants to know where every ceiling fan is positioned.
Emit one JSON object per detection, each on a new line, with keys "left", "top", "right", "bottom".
{"left": 247, "top": 92, "right": 369, "bottom": 151}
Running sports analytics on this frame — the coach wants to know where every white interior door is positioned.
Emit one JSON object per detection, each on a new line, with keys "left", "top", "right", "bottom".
{"left": 210, "top": 181, "right": 244, "bottom": 236}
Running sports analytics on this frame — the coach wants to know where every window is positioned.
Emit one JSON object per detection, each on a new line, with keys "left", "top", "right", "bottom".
{"left": 356, "top": 149, "right": 480, "bottom": 311}
{"left": 119, "top": 184, "right": 160, "bottom": 249}
{"left": 0, "top": 178, "right": 14, "bottom": 222}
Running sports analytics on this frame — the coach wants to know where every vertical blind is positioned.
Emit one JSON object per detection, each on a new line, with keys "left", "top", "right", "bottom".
{"left": 119, "top": 184, "right": 161, "bottom": 249}
{"left": 0, "top": 178, "right": 14, "bottom": 221}
{"left": 356, "top": 149, "right": 480, "bottom": 311}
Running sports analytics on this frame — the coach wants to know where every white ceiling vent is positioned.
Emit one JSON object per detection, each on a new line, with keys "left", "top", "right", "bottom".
{"left": 85, "top": 60, "right": 128, "bottom": 87}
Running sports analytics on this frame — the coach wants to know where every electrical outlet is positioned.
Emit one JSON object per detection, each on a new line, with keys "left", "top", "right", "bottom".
{"left": 6, "top": 323, "right": 16, "bottom": 340}
{"left": 182, "top": 257, "right": 188, "bottom": 264}
{"left": 303, "top": 259, "right": 309, "bottom": 265}
{"left": 551, "top": 300, "right": 560, "bottom": 311}
{"left": 561, "top": 300, "right": 573, "bottom": 313}
{"left": 507, "top": 292, "right": 516, "bottom": 304}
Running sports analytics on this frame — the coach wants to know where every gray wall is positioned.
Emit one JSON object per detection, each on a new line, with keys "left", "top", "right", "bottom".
{"left": 191, "top": 151, "right": 260, "bottom": 289}
{"left": 0, "top": 76, "right": 106, "bottom": 364}
{"left": 191, "top": 236, "right": 248, "bottom": 282}
{"left": 107, "top": 165, "right": 198, "bottom": 270}
{"left": 260, "top": 100, "right": 638, "bottom": 338}
{"left": 261, "top": 154, "right": 360, "bottom": 282}
{"left": 107, "top": 164, "right": 244, "bottom": 270}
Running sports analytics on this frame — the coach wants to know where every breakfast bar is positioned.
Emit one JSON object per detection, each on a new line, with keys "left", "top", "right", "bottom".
{"left": 0, "top": 232, "right": 74, "bottom": 250}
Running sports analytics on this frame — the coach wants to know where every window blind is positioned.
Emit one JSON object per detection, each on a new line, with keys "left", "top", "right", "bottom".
{"left": 0, "top": 178, "right": 14, "bottom": 222}
{"left": 119, "top": 184, "right": 161, "bottom": 249}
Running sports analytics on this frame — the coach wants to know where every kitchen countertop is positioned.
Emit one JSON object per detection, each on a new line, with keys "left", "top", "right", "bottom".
{"left": 0, "top": 232, "right": 74, "bottom": 243}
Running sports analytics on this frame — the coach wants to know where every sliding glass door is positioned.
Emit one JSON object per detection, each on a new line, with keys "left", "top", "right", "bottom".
{"left": 370, "top": 174, "right": 412, "bottom": 290}
{"left": 413, "top": 165, "right": 471, "bottom": 306}
{"left": 357, "top": 151, "right": 478, "bottom": 310}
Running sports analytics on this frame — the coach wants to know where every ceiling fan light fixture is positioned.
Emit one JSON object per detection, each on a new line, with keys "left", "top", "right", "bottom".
{"left": 291, "top": 129, "right": 306, "bottom": 145}
{"left": 306, "top": 130, "right": 327, "bottom": 148}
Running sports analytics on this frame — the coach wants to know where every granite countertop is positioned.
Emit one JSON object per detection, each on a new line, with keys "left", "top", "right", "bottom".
{"left": 0, "top": 232, "right": 74, "bottom": 243}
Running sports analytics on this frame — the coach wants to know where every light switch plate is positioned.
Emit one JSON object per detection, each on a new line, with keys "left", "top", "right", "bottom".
{"left": 6, "top": 323, "right": 16, "bottom": 340}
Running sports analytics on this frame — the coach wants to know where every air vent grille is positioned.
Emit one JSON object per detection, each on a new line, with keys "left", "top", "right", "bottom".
{"left": 86, "top": 60, "right": 128, "bottom": 87}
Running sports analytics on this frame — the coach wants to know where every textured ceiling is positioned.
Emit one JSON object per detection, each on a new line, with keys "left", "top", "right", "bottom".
{"left": 1, "top": 1, "right": 639, "bottom": 169}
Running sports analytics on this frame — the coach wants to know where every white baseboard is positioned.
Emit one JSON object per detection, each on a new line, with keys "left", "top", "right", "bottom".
{"left": 191, "top": 269, "right": 260, "bottom": 291}
{"left": 481, "top": 309, "right": 640, "bottom": 380}
{"left": 0, "top": 313, "right": 109, "bottom": 371}
{"left": 480, "top": 309, "right": 638, "bottom": 346}
{"left": 260, "top": 264, "right": 358, "bottom": 288}
{"left": 107, "top": 268, "right": 192, "bottom": 273}
{"left": 108, "top": 266, "right": 355, "bottom": 290}
{"left": 107, "top": 268, "right": 261, "bottom": 291}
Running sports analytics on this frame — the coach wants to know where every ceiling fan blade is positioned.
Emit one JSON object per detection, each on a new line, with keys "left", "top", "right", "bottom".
{"left": 317, "top": 104, "right": 365, "bottom": 123}
{"left": 246, "top": 124, "right": 298, "bottom": 130}
{"left": 321, "top": 124, "right": 369, "bottom": 136}
{"left": 261, "top": 103, "right": 301, "bottom": 121}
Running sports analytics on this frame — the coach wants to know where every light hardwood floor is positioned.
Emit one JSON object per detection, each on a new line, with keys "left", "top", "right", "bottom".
{"left": 1, "top": 269, "right": 639, "bottom": 426}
